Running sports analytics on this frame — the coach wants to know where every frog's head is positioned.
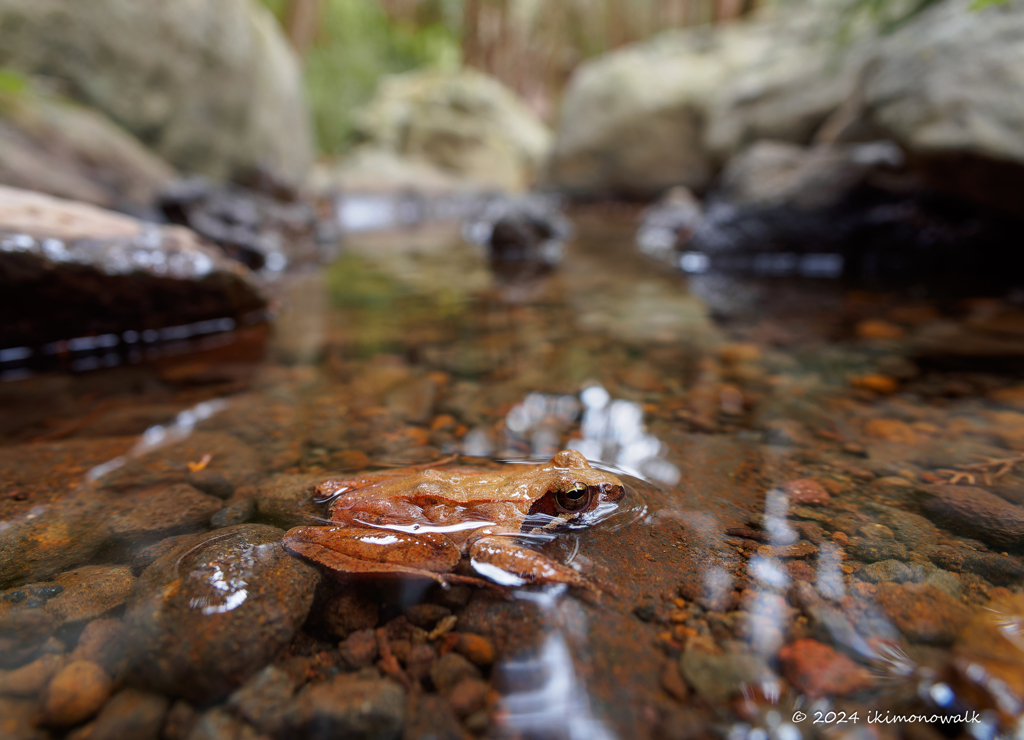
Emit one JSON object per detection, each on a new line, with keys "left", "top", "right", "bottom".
{"left": 526, "top": 449, "right": 626, "bottom": 525}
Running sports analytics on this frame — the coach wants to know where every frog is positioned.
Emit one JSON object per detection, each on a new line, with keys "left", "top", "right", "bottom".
{"left": 282, "top": 449, "right": 625, "bottom": 592}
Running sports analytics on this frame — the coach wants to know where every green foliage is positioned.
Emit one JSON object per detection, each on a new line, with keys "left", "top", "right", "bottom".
{"left": 257, "top": 0, "right": 460, "bottom": 154}
{"left": 0, "top": 67, "right": 27, "bottom": 96}
{"left": 970, "top": 0, "right": 1010, "bottom": 9}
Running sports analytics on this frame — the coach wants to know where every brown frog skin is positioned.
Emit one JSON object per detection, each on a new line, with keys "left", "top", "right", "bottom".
{"left": 282, "top": 450, "right": 625, "bottom": 591}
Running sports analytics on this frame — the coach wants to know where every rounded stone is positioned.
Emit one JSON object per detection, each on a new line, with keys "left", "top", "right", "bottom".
{"left": 125, "top": 524, "right": 319, "bottom": 701}
{"left": 44, "top": 660, "right": 113, "bottom": 726}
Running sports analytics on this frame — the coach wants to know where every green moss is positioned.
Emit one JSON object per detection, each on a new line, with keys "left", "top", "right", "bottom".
{"left": 256, "top": 0, "right": 459, "bottom": 154}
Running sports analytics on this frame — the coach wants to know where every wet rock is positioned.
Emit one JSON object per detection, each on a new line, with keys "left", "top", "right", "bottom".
{"left": 404, "top": 604, "right": 451, "bottom": 630}
{"left": 452, "top": 633, "right": 496, "bottom": 667}
{"left": 0, "top": 489, "right": 109, "bottom": 588}
{"left": 130, "top": 535, "right": 196, "bottom": 576}
{"left": 315, "top": 584, "right": 380, "bottom": 640}
{"left": 430, "top": 652, "right": 481, "bottom": 695}
{"left": 226, "top": 665, "right": 295, "bottom": 735}
{"left": 872, "top": 582, "right": 972, "bottom": 645}
{"left": 781, "top": 479, "right": 831, "bottom": 506}
{"left": 209, "top": 498, "right": 255, "bottom": 529}
{"left": 863, "top": 419, "right": 917, "bottom": 444}
{"left": 953, "top": 593, "right": 1024, "bottom": 705}
{"left": 403, "top": 693, "right": 464, "bottom": 740}
{"left": 253, "top": 473, "right": 326, "bottom": 529}
{"left": 917, "top": 484, "right": 1024, "bottom": 552}
{"left": 958, "top": 551, "right": 1024, "bottom": 586}
{"left": 778, "top": 638, "right": 873, "bottom": 698}
{"left": 44, "top": 566, "right": 134, "bottom": 625}
{"left": 99, "top": 433, "right": 262, "bottom": 495}
{"left": 340, "top": 629, "right": 379, "bottom": 669}
{"left": 90, "top": 688, "right": 170, "bottom": 740}
{"left": 0, "top": 696, "right": 45, "bottom": 740}
{"left": 44, "top": 660, "right": 113, "bottom": 726}
{"left": 0, "top": 187, "right": 267, "bottom": 349}
{"left": 857, "top": 560, "right": 915, "bottom": 584}
{"left": 186, "top": 707, "right": 255, "bottom": 740}
{"left": 0, "top": 653, "right": 63, "bottom": 696}
{"left": 280, "top": 675, "right": 405, "bottom": 740}
{"left": 70, "top": 619, "right": 128, "bottom": 680}
{"left": 848, "top": 538, "right": 908, "bottom": 563}
{"left": 125, "top": 524, "right": 319, "bottom": 701}
{"left": 679, "top": 645, "right": 774, "bottom": 704}
{"left": 107, "top": 485, "right": 222, "bottom": 545}
{"left": 161, "top": 700, "right": 200, "bottom": 740}
{"left": 448, "top": 677, "right": 490, "bottom": 718}
{"left": 405, "top": 643, "right": 437, "bottom": 683}
{"left": 0, "top": 609, "right": 56, "bottom": 669}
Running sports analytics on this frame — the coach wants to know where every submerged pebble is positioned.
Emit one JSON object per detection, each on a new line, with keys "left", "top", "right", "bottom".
{"left": 44, "top": 660, "right": 113, "bottom": 726}
{"left": 125, "top": 524, "right": 319, "bottom": 701}
{"left": 89, "top": 687, "right": 170, "bottom": 740}
{"left": 917, "top": 484, "right": 1024, "bottom": 551}
{"left": 107, "top": 484, "right": 223, "bottom": 545}
{"left": 280, "top": 675, "right": 405, "bottom": 740}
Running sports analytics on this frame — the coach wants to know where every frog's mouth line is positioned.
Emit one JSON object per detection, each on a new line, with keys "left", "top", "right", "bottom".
{"left": 351, "top": 518, "right": 497, "bottom": 535}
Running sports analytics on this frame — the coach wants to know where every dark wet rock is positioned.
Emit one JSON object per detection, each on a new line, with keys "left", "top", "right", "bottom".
{"left": 430, "top": 652, "right": 481, "bottom": 695}
{"left": 340, "top": 629, "right": 379, "bottom": 669}
{"left": 106, "top": 484, "right": 223, "bottom": 546}
{"left": 0, "top": 489, "right": 109, "bottom": 589}
{"left": 0, "top": 653, "right": 63, "bottom": 696}
{"left": 253, "top": 473, "right": 326, "bottom": 529}
{"left": 0, "top": 609, "right": 56, "bottom": 669}
{"left": 43, "top": 660, "right": 113, "bottom": 727}
{"left": 0, "top": 582, "right": 64, "bottom": 615}
{"left": 403, "top": 692, "right": 464, "bottom": 740}
{"left": 847, "top": 538, "right": 908, "bottom": 563}
{"left": 44, "top": 566, "right": 135, "bottom": 625}
{"left": 861, "top": 503, "right": 938, "bottom": 549}
{"left": 188, "top": 470, "right": 237, "bottom": 500}
{"left": 125, "top": 524, "right": 319, "bottom": 701}
{"left": 161, "top": 700, "right": 200, "bottom": 740}
{"left": 636, "top": 187, "right": 703, "bottom": 261}
{"left": 857, "top": 560, "right": 916, "bottom": 584}
{"left": 0, "top": 187, "right": 267, "bottom": 349}
{"left": 99, "top": 433, "right": 262, "bottom": 494}
{"left": 927, "top": 545, "right": 1024, "bottom": 586}
{"left": 130, "top": 535, "right": 197, "bottom": 576}
{"left": 917, "top": 484, "right": 1024, "bottom": 552}
{"left": 209, "top": 498, "right": 255, "bottom": 529}
{"left": 70, "top": 619, "right": 128, "bottom": 680}
{"left": 679, "top": 645, "right": 775, "bottom": 704}
{"left": 159, "top": 177, "right": 326, "bottom": 270}
{"left": 314, "top": 583, "right": 380, "bottom": 640}
{"left": 777, "top": 638, "right": 873, "bottom": 698}
{"left": 280, "top": 675, "right": 405, "bottom": 740}
{"left": 226, "top": 665, "right": 295, "bottom": 735}
{"left": 89, "top": 688, "right": 170, "bottom": 740}
{"left": 404, "top": 604, "right": 451, "bottom": 630}
{"left": 871, "top": 582, "right": 972, "bottom": 645}
{"left": 405, "top": 643, "right": 438, "bottom": 683}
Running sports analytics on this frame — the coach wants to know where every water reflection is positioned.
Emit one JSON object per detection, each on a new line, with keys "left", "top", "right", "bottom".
{"left": 497, "top": 588, "right": 616, "bottom": 740}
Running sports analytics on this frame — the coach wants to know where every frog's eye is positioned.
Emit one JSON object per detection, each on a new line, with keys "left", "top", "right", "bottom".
{"left": 554, "top": 482, "right": 591, "bottom": 513}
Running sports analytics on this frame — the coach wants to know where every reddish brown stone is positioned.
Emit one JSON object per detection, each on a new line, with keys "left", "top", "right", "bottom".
{"left": 782, "top": 479, "right": 831, "bottom": 507}
{"left": 778, "top": 639, "right": 873, "bottom": 698}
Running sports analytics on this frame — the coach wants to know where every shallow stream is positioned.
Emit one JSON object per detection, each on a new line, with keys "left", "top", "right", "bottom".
{"left": 2, "top": 212, "right": 1023, "bottom": 740}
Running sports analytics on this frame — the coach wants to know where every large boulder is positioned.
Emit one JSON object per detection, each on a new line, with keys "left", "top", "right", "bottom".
{"left": 0, "top": 0, "right": 312, "bottom": 188}
{"left": 0, "top": 186, "right": 266, "bottom": 348}
{"left": 546, "top": 0, "right": 1024, "bottom": 209}
{"left": 354, "top": 68, "right": 551, "bottom": 192}
{"left": 0, "top": 72, "right": 175, "bottom": 208}
{"left": 543, "top": 24, "right": 774, "bottom": 198}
